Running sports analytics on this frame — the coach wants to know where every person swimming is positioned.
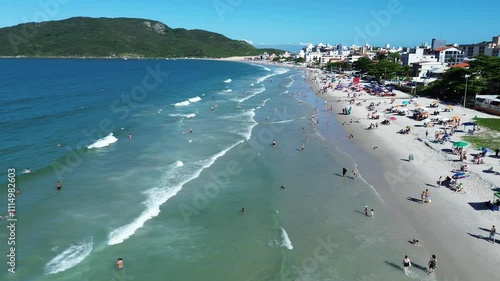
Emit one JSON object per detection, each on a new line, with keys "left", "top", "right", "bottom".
{"left": 280, "top": 185, "right": 286, "bottom": 190}
{"left": 241, "top": 208, "right": 245, "bottom": 214}
{"left": 116, "top": 258, "right": 124, "bottom": 269}
{"left": 56, "top": 181, "right": 62, "bottom": 190}
{"left": 25, "top": 168, "right": 31, "bottom": 174}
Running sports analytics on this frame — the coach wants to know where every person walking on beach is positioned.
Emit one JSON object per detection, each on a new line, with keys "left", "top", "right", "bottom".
{"left": 490, "top": 225, "right": 496, "bottom": 244}
{"left": 438, "top": 176, "right": 442, "bottom": 187}
{"left": 56, "top": 181, "right": 62, "bottom": 190}
{"left": 421, "top": 191, "right": 426, "bottom": 204}
{"left": 128, "top": 133, "right": 132, "bottom": 140}
{"left": 342, "top": 168, "right": 347, "bottom": 177}
{"left": 353, "top": 169, "right": 358, "bottom": 179}
{"left": 427, "top": 255, "right": 437, "bottom": 274}
{"left": 425, "top": 130, "right": 429, "bottom": 139}
{"left": 403, "top": 255, "right": 412, "bottom": 275}
{"left": 370, "top": 209, "right": 374, "bottom": 217}
{"left": 364, "top": 206, "right": 368, "bottom": 216}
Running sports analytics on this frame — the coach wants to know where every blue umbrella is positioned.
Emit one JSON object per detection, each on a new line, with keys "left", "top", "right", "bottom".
{"left": 452, "top": 172, "right": 470, "bottom": 179}
{"left": 402, "top": 101, "right": 410, "bottom": 105}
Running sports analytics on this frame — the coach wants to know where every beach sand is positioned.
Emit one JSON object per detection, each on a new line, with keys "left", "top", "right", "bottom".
{"left": 307, "top": 69, "right": 500, "bottom": 281}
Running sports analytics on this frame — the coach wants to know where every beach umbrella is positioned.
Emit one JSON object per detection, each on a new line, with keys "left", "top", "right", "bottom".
{"left": 452, "top": 172, "right": 470, "bottom": 179}
{"left": 453, "top": 141, "right": 468, "bottom": 147}
{"left": 402, "top": 101, "right": 410, "bottom": 105}
{"left": 389, "top": 116, "right": 397, "bottom": 121}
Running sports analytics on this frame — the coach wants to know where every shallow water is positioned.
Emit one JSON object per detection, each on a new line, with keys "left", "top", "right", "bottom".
{"left": 1, "top": 59, "right": 431, "bottom": 281}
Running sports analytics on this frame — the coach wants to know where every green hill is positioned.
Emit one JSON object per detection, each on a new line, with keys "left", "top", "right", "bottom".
{"left": 0, "top": 17, "right": 284, "bottom": 58}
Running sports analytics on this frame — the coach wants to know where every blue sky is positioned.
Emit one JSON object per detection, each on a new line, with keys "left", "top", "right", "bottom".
{"left": 2, "top": 0, "right": 499, "bottom": 52}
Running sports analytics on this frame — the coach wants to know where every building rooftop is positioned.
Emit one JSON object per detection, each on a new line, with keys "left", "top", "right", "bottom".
{"left": 434, "top": 46, "right": 454, "bottom": 52}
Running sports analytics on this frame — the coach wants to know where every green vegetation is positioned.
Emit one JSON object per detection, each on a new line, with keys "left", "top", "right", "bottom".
{"left": 462, "top": 118, "right": 500, "bottom": 149}
{"left": 424, "top": 56, "right": 500, "bottom": 100}
{"left": 0, "top": 17, "right": 285, "bottom": 58}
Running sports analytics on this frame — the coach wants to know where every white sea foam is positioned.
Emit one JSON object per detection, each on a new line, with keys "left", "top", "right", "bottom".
{"left": 250, "top": 83, "right": 254, "bottom": 86}
{"left": 256, "top": 67, "right": 290, "bottom": 83}
{"left": 174, "top": 160, "right": 184, "bottom": 167}
{"left": 44, "top": 237, "right": 93, "bottom": 274}
{"left": 188, "top": 96, "right": 202, "bottom": 103}
{"left": 169, "top": 113, "right": 196, "bottom": 119}
{"left": 280, "top": 227, "right": 293, "bottom": 250}
{"left": 173, "top": 101, "right": 190, "bottom": 107}
{"left": 224, "top": 78, "right": 232, "bottom": 83}
{"left": 269, "top": 119, "right": 294, "bottom": 124}
{"left": 87, "top": 133, "right": 118, "bottom": 149}
{"left": 240, "top": 109, "right": 258, "bottom": 140}
{"left": 251, "top": 64, "right": 271, "bottom": 71}
{"left": 107, "top": 142, "right": 242, "bottom": 246}
{"left": 223, "top": 89, "right": 232, "bottom": 92}
{"left": 232, "top": 86, "right": 265, "bottom": 103}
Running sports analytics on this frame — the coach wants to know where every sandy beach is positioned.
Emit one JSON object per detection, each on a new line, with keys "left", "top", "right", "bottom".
{"left": 307, "top": 69, "right": 500, "bottom": 281}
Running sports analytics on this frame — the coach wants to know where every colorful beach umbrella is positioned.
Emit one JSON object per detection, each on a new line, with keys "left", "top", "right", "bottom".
{"left": 453, "top": 141, "right": 468, "bottom": 147}
{"left": 452, "top": 172, "right": 470, "bottom": 179}
{"left": 389, "top": 116, "right": 397, "bottom": 121}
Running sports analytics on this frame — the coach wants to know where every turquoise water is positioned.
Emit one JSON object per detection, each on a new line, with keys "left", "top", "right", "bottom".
{"left": 1, "top": 59, "right": 432, "bottom": 281}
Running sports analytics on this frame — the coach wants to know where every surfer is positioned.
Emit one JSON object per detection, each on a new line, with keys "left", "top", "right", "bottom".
{"left": 116, "top": 258, "right": 124, "bottom": 269}
{"left": 56, "top": 181, "right": 62, "bottom": 190}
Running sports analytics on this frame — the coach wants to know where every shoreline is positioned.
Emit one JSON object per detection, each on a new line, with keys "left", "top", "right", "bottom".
{"left": 306, "top": 69, "right": 500, "bottom": 281}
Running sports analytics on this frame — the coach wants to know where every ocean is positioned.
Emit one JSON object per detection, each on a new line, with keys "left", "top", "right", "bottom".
{"left": 0, "top": 59, "right": 432, "bottom": 281}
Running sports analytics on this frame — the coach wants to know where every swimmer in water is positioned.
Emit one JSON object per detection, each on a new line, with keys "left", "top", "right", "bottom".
{"left": 281, "top": 185, "right": 286, "bottom": 190}
{"left": 116, "top": 258, "right": 124, "bottom": 269}
{"left": 128, "top": 133, "right": 132, "bottom": 140}
{"left": 272, "top": 140, "right": 276, "bottom": 147}
{"left": 56, "top": 181, "right": 62, "bottom": 190}
{"left": 241, "top": 208, "right": 245, "bottom": 214}
{"left": 301, "top": 144, "right": 304, "bottom": 151}
{"left": 189, "top": 128, "right": 192, "bottom": 133}
{"left": 25, "top": 168, "right": 31, "bottom": 174}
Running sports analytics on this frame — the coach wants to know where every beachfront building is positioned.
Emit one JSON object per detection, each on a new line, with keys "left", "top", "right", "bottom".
{"left": 401, "top": 47, "right": 437, "bottom": 66}
{"left": 460, "top": 35, "right": 500, "bottom": 58}
{"left": 410, "top": 61, "right": 448, "bottom": 84}
{"left": 435, "top": 46, "right": 465, "bottom": 65}
{"left": 301, "top": 43, "right": 354, "bottom": 65}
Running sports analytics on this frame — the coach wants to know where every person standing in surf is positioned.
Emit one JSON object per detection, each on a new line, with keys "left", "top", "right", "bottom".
{"left": 56, "top": 181, "right": 62, "bottom": 190}
{"left": 116, "top": 258, "right": 124, "bottom": 269}
{"left": 403, "top": 255, "right": 411, "bottom": 274}
{"left": 427, "top": 255, "right": 437, "bottom": 274}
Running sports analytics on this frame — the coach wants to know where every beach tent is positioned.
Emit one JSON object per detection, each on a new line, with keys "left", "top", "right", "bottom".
{"left": 462, "top": 122, "right": 477, "bottom": 127}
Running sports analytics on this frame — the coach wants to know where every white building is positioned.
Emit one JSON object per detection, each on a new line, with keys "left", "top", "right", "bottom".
{"left": 435, "top": 46, "right": 465, "bottom": 65}
{"left": 401, "top": 47, "right": 437, "bottom": 66}
{"left": 411, "top": 61, "right": 448, "bottom": 84}
{"left": 460, "top": 35, "right": 500, "bottom": 58}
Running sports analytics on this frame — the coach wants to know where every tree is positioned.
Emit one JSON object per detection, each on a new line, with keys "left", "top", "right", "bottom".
{"left": 468, "top": 55, "right": 500, "bottom": 83}
{"left": 387, "top": 52, "right": 401, "bottom": 63}
{"left": 294, "top": 57, "right": 304, "bottom": 63}
{"left": 353, "top": 57, "right": 372, "bottom": 72}
{"left": 428, "top": 67, "right": 487, "bottom": 100}
{"left": 367, "top": 59, "right": 403, "bottom": 80}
